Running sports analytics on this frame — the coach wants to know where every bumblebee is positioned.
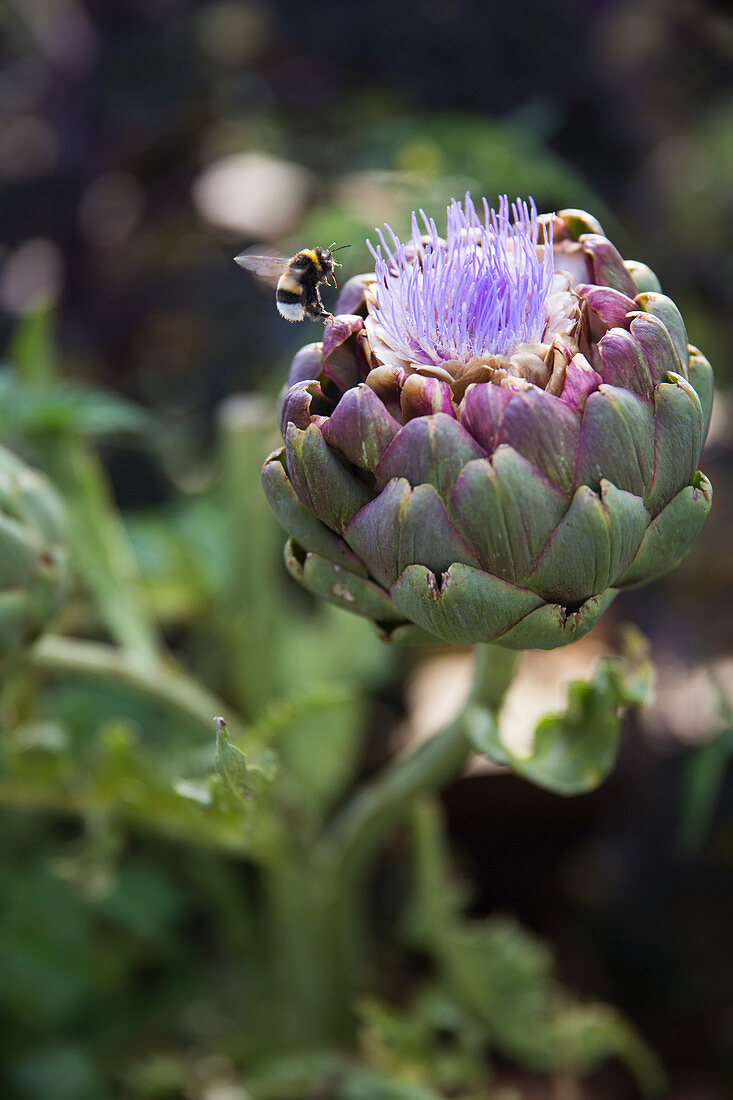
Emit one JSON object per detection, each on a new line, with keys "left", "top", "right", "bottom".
{"left": 234, "top": 243, "right": 349, "bottom": 322}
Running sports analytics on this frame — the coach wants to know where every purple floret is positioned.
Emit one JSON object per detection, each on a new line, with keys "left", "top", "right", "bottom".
{"left": 367, "top": 194, "right": 555, "bottom": 366}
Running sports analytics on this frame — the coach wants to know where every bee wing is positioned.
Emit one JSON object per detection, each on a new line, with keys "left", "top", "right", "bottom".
{"left": 234, "top": 250, "right": 289, "bottom": 284}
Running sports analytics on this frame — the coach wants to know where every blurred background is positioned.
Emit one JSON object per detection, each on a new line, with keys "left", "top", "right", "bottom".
{"left": 1, "top": 0, "right": 733, "bottom": 1097}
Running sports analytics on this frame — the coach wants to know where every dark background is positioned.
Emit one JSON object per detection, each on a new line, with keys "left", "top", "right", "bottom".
{"left": 1, "top": 0, "right": 732, "bottom": 1096}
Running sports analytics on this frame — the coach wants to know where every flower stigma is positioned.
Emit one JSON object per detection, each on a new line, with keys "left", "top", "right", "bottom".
{"left": 367, "top": 194, "right": 556, "bottom": 370}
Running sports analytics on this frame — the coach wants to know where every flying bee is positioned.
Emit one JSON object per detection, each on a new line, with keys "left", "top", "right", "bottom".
{"left": 234, "top": 243, "right": 350, "bottom": 323}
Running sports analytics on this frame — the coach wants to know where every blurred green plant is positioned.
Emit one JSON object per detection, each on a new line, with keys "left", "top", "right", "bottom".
{"left": 467, "top": 628, "right": 655, "bottom": 795}
{"left": 680, "top": 669, "right": 733, "bottom": 853}
{"left": 0, "top": 305, "right": 668, "bottom": 1098}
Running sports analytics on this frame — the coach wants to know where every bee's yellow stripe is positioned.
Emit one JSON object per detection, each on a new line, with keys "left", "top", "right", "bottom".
{"left": 278, "top": 275, "right": 303, "bottom": 294}
{"left": 301, "top": 248, "right": 321, "bottom": 271}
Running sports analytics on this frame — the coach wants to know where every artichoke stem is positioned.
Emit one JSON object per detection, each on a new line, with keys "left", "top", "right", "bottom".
{"left": 326, "top": 644, "right": 519, "bottom": 873}
{"left": 308, "top": 644, "right": 520, "bottom": 1011}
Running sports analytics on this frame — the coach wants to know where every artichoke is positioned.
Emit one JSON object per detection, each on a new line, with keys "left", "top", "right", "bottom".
{"left": 263, "top": 197, "right": 713, "bottom": 649}
{"left": 0, "top": 444, "right": 69, "bottom": 657}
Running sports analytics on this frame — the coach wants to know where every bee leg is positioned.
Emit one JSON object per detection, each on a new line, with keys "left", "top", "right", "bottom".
{"left": 309, "top": 286, "right": 333, "bottom": 323}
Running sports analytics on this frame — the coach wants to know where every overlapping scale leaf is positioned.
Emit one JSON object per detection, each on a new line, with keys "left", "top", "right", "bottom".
{"left": 321, "top": 383, "right": 401, "bottom": 472}
{"left": 285, "top": 539, "right": 404, "bottom": 622}
{"left": 400, "top": 373, "right": 457, "bottom": 420}
{"left": 390, "top": 562, "right": 543, "bottom": 645}
{"left": 617, "top": 473, "right": 712, "bottom": 588}
{"left": 321, "top": 316, "right": 368, "bottom": 391}
{"left": 279, "top": 380, "right": 329, "bottom": 435}
{"left": 635, "top": 293, "right": 688, "bottom": 374}
{"left": 575, "top": 386, "right": 655, "bottom": 498}
{"left": 262, "top": 449, "right": 367, "bottom": 575}
{"left": 497, "top": 590, "right": 619, "bottom": 651}
{"left": 558, "top": 354, "right": 602, "bottom": 411}
{"left": 647, "top": 374, "right": 703, "bottom": 515}
{"left": 598, "top": 328, "right": 655, "bottom": 400}
{"left": 687, "top": 347, "right": 714, "bottom": 439}
{"left": 579, "top": 234, "right": 637, "bottom": 297}
{"left": 344, "top": 479, "right": 479, "bottom": 590}
{"left": 288, "top": 342, "right": 324, "bottom": 387}
{"left": 375, "top": 414, "right": 486, "bottom": 497}
{"left": 575, "top": 284, "right": 636, "bottom": 338}
{"left": 460, "top": 384, "right": 579, "bottom": 494}
{"left": 628, "top": 312, "right": 683, "bottom": 386}
{"left": 624, "top": 260, "right": 661, "bottom": 294}
{"left": 448, "top": 448, "right": 568, "bottom": 586}
{"left": 285, "top": 423, "right": 371, "bottom": 533}
{"left": 529, "top": 481, "right": 649, "bottom": 605}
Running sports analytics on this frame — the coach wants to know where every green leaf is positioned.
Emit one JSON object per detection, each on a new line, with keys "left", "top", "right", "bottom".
{"left": 469, "top": 629, "right": 655, "bottom": 794}
{"left": 438, "top": 917, "right": 559, "bottom": 1067}
{"left": 405, "top": 800, "right": 662, "bottom": 1086}
{"left": 7, "top": 301, "right": 57, "bottom": 385}
{"left": 0, "top": 715, "right": 280, "bottom": 862}
{"left": 353, "top": 991, "right": 486, "bottom": 1099}
{"left": 215, "top": 717, "right": 277, "bottom": 809}
{"left": 680, "top": 725, "right": 733, "bottom": 853}
{"left": 521, "top": 677, "right": 624, "bottom": 794}
{"left": 407, "top": 801, "right": 557, "bottom": 1067}
{"left": 0, "top": 369, "right": 148, "bottom": 439}
{"left": 551, "top": 1001, "right": 665, "bottom": 1095}
{"left": 340, "top": 1067, "right": 443, "bottom": 1100}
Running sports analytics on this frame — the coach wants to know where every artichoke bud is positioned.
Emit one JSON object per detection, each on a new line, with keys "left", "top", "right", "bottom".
{"left": 263, "top": 196, "right": 713, "bottom": 650}
{"left": 0, "top": 445, "right": 70, "bottom": 657}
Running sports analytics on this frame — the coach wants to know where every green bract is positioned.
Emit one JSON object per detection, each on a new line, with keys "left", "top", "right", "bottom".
{"left": 263, "top": 205, "right": 713, "bottom": 649}
{"left": 0, "top": 444, "right": 69, "bottom": 657}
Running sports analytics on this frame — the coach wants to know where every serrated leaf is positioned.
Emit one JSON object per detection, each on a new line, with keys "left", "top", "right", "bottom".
{"left": 468, "top": 632, "right": 655, "bottom": 795}
{"left": 0, "top": 715, "right": 279, "bottom": 861}
{"left": 215, "top": 717, "right": 276, "bottom": 808}
{"left": 515, "top": 674, "right": 624, "bottom": 795}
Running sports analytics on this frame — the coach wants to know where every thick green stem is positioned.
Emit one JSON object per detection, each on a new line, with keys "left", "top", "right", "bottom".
{"left": 261, "top": 858, "right": 352, "bottom": 1046}
{"left": 325, "top": 644, "right": 519, "bottom": 878}
{"left": 259, "top": 701, "right": 478, "bottom": 1044}
{"left": 28, "top": 634, "right": 248, "bottom": 744}
{"left": 217, "top": 395, "right": 283, "bottom": 720}
{"left": 325, "top": 713, "right": 470, "bottom": 881}
{"left": 282, "top": 645, "right": 521, "bottom": 1025}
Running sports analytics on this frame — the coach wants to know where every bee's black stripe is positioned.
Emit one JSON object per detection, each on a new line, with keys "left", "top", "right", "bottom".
{"left": 276, "top": 289, "right": 303, "bottom": 304}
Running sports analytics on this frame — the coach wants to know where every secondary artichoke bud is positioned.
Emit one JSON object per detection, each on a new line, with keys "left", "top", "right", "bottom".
{"left": 263, "top": 196, "right": 713, "bottom": 649}
{"left": 0, "top": 445, "right": 69, "bottom": 657}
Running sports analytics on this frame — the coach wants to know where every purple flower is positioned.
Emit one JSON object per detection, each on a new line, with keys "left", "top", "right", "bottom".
{"left": 367, "top": 194, "right": 555, "bottom": 366}
{"left": 264, "top": 201, "right": 713, "bottom": 651}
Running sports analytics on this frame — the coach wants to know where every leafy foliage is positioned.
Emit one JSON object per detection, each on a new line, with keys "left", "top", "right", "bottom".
{"left": 0, "top": 307, "right": 669, "bottom": 1098}
{"left": 403, "top": 799, "right": 665, "bottom": 1093}
{"left": 468, "top": 628, "right": 655, "bottom": 794}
